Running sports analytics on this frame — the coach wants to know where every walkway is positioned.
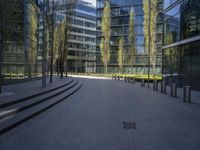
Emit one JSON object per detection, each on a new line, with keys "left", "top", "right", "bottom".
{"left": 0, "top": 76, "right": 70, "bottom": 105}
{"left": 0, "top": 78, "right": 200, "bottom": 150}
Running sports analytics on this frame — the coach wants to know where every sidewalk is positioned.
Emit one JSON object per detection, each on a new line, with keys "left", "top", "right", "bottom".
{"left": 0, "top": 76, "right": 71, "bottom": 105}
{"left": 145, "top": 82, "right": 200, "bottom": 105}
{"left": 120, "top": 79, "right": 200, "bottom": 105}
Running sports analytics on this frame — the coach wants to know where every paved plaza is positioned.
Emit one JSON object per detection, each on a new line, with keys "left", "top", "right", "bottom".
{"left": 0, "top": 77, "right": 200, "bottom": 150}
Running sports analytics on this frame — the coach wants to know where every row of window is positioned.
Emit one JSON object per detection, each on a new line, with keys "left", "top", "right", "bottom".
{"left": 3, "top": 43, "right": 24, "bottom": 53}
{"left": 97, "top": 5, "right": 143, "bottom": 17}
{"left": 163, "top": 1, "right": 200, "bottom": 45}
{"left": 97, "top": 35, "right": 144, "bottom": 46}
{"left": 70, "top": 27, "right": 96, "bottom": 36}
{"left": 69, "top": 35, "right": 96, "bottom": 43}
{"left": 97, "top": 15, "right": 144, "bottom": 27}
{"left": 97, "top": 25, "right": 144, "bottom": 36}
{"left": 70, "top": 18, "right": 96, "bottom": 28}
{"left": 96, "top": 53, "right": 162, "bottom": 64}
{"left": 3, "top": 64, "right": 25, "bottom": 74}
{"left": 96, "top": 44, "right": 145, "bottom": 55}
{"left": 3, "top": 54, "right": 25, "bottom": 63}
{"left": 69, "top": 43, "right": 96, "bottom": 50}
{"left": 97, "top": 0, "right": 143, "bottom": 8}
{"left": 68, "top": 50, "right": 96, "bottom": 58}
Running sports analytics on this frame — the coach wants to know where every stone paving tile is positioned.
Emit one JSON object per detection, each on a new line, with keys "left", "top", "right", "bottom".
{"left": 0, "top": 76, "right": 71, "bottom": 105}
{"left": 0, "top": 78, "right": 199, "bottom": 150}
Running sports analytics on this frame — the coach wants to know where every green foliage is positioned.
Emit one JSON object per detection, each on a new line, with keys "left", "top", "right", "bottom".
{"left": 118, "top": 36, "right": 124, "bottom": 74}
{"left": 128, "top": 7, "right": 136, "bottom": 66}
{"left": 143, "top": 0, "right": 149, "bottom": 51}
{"left": 54, "top": 18, "right": 69, "bottom": 73}
{"left": 28, "top": 3, "right": 38, "bottom": 71}
{"left": 2, "top": 0, "right": 24, "bottom": 41}
{"left": 100, "top": 1, "right": 111, "bottom": 74}
{"left": 143, "top": 0, "right": 158, "bottom": 74}
{"left": 165, "top": 47, "right": 178, "bottom": 74}
{"left": 53, "top": 18, "right": 69, "bottom": 78}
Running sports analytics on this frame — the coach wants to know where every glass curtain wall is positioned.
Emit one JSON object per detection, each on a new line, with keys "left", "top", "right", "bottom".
{"left": 163, "top": 0, "right": 200, "bottom": 90}
{"left": 96, "top": 0, "right": 163, "bottom": 74}
{"left": 1, "top": 0, "right": 41, "bottom": 80}
{"left": 57, "top": 1, "right": 96, "bottom": 73}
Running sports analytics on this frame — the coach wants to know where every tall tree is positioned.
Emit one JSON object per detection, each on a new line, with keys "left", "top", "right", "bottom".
{"left": 143, "top": 0, "right": 149, "bottom": 55}
{"left": 150, "top": 0, "right": 158, "bottom": 75}
{"left": 46, "top": 0, "right": 56, "bottom": 83}
{"left": 42, "top": 0, "right": 47, "bottom": 87}
{"left": 28, "top": 3, "right": 38, "bottom": 78}
{"left": 0, "top": 0, "right": 3, "bottom": 93}
{"left": 143, "top": 0, "right": 158, "bottom": 75}
{"left": 100, "top": 1, "right": 111, "bottom": 74}
{"left": 118, "top": 36, "right": 124, "bottom": 75}
{"left": 128, "top": 7, "right": 136, "bottom": 74}
{"left": 54, "top": 19, "right": 69, "bottom": 79}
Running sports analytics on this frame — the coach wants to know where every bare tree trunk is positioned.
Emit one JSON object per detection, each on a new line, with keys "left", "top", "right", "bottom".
{"left": 132, "top": 64, "right": 133, "bottom": 74}
{"left": 60, "top": 59, "right": 64, "bottom": 79}
{"left": 24, "top": 0, "right": 29, "bottom": 79}
{"left": 0, "top": 0, "right": 3, "bottom": 93}
{"left": 105, "top": 65, "right": 108, "bottom": 74}
{"left": 42, "top": 1, "right": 47, "bottom": 87}
{"left": 65, "top": 57, "right": 68, "bottom": 77}
{"left": 50, "top": 0, "right": 54, "bottom": 83}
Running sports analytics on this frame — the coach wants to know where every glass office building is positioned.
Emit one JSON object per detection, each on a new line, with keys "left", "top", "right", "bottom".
{"left": 1, "top": 0, "right": 42, "bottom": 80}
{"left": 57, "top": 0, "right": 96, "bottom": 73}
{"left": 96, "top": 0, "right": 163, "bottom": 74}
{"left": 163, "top": 0, "right": 200, "bottom": 90}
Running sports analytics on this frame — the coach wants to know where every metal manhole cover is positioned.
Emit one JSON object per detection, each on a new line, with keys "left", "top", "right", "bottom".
{"left": 123, "top": 121, "right": 136, "bottom": 129}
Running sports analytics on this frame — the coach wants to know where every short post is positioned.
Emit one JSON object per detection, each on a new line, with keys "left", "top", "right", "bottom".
{"left": 161, "top": 80, "right": 166, "bottom": 94}
{"left": 141, "top": 79, "right": 145, "bottom": 87}
{"left": 183, "top": 86, "right": 191, "bottom": 103}
{"left": 153, "top": 80, "right": 158, "bottom": 91}
{"left": 132, "top": 78, "right": 135, "bottom": 84}
{"left": 170, "top": 83, "right": 177, "bottom": 97}
{"left": 0, "top": 74, "right": 4, "bottom": 93}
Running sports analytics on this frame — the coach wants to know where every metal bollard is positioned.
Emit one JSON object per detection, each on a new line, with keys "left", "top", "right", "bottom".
{"left": 124, "top": 77, "right": 127, "bottom": 82}
{"left": 170, "top": 83, "right": 177, "bottom": 97}
{"left": 161, "top": 80, "right": 166, "bottom": 94}
{"left": 141, "top": 79, "right": 145, "bottom": 86}
{"left": 132, "top": 78, "right": 135, "bottom": 84}
{"left": 153, "top": 80, "right": 158, "bottom": 91}
{"left": 183, "top": 86, "right": 191, "bottom": 103}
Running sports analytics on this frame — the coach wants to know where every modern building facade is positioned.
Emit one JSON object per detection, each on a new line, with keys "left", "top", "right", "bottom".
{"left": 163, "top": 0, "right": 200, "bottom": 90}
{"left": 96, "top": 0, "right": 163, "bottom": 74}
{"left": 0, "top": 0, "right": 43, "bottom": 80}
{"left": 56, "top": 0, "right": 96, "bottom": 73}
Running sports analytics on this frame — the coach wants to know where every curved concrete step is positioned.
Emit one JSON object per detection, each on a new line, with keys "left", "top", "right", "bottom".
{"left": 0, "top": 81, "right": 82, "bottom": 135}
{"left": 0, "top": 80, "right": 79, "bottom": 120}
{"left": 0, "top": 78, "right": 74, "bottom": 109}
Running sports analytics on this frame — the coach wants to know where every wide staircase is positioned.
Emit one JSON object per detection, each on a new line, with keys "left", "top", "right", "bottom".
{"left": 0, "top": 78, "right": 82, "bottom": 135}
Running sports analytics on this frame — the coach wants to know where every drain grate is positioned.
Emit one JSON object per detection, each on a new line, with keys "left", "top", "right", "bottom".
{"left": 123, "top": 121, "right": 136, "bottom": 129}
